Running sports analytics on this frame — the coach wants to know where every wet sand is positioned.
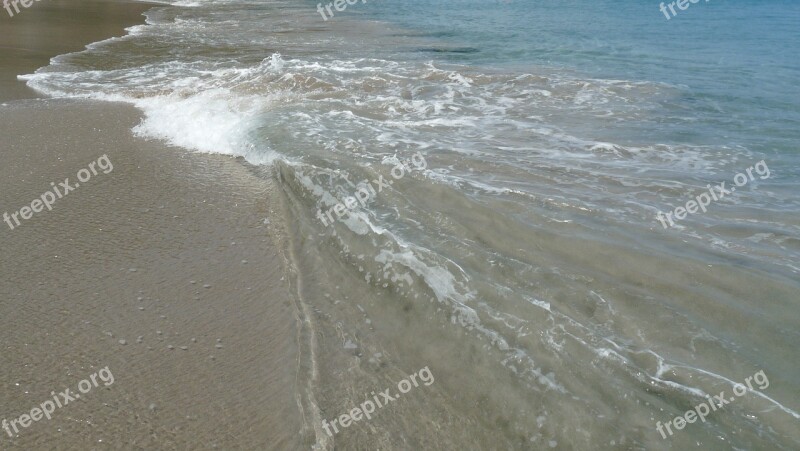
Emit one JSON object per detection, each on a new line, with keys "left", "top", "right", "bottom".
{"left": 0, "top": 0, "right": 157, "bottom": 101}
{"left": 0, "top": 2, "right": 305, "bottom": 448}
{"left": 0, "top": 99, "right": 304, "bottom": 449}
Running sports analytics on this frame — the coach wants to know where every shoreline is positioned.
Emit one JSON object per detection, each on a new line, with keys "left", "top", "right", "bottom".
{"left": 1, "top": 1, "right": 307, "bottom": 447}
{"left": 3, "top": 0, "right": 799, "bottom": 449}
{"left": 0, "top": 0, "right": 158, "bottom": 101}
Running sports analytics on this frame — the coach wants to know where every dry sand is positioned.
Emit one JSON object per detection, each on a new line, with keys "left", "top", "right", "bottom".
{"left": 0, "top": 2, "right": 305, "bottom": 448}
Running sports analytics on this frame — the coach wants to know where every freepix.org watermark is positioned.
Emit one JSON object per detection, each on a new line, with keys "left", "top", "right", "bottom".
{"left": 321, "top": 366, "right": 434, "bottom": 437}
{"left": 3, "top": 0, "right": 45, "bottom": 19}
{"left": 316, "top": 0, "right": 370, "bottom": 21}
{"left": 656, "top": 160, "right": 770, "bottom": 229}
{"left": 316, "top": 152, "right": 427, "bottom": 228}
{"left": 659, "top": 0, "right": 711, "bottom": 20}
{"left": 2, "top": 367, "right": 115, "bottom": 437}
{"left": 655, "top": 370, "right": 769, "bottom": 439}
{"left": 3, "top": 154, "right": 113, "bottom": 231}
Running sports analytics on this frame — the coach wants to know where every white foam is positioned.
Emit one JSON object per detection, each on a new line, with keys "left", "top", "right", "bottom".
{"left": 131, "top": 88, "right": 278, "bottom": 164}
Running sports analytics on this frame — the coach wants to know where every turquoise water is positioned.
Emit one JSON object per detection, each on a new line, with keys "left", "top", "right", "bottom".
{"left": 20, "top": 0, "right": 800, "bottom": 448}
{"left": 356, "top": 0, "right": 800, "bottom": 151}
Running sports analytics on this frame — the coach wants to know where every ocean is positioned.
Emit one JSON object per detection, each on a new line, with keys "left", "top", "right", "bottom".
{"left": 19, "top": 0, "right": 800, "bottom": 448}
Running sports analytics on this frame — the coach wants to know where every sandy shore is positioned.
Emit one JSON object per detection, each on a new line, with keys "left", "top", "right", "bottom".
{"left": 0, "top": 2, "right": 305, "bottom": 448}
{"left": 0, "top": 0, "right": 156, "bottom": 101}
{"left": 0, "top": 99, "right": 304, "bottom": 449}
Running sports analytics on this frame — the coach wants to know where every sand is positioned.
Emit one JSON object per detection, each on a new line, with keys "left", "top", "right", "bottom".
{"left": 0, "top": 98, "right": 305, "bottom": 449}
{"left": 0, "top": 2, "right": 305, "bottom": 448}
{"left": 0, "top": 0, "right": 159, "bottom": 101}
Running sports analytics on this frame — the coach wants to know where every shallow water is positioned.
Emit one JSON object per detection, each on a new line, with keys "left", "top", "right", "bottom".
{"left": 20, "top": 0, "right": 800, "bottom": 448}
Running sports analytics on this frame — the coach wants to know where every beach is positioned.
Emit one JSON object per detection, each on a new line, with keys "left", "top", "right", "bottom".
{"left": 2, "top": 0, "right": 799, "bottom": 449}
{"left": 0, "top": 0, "right": 160, "bottom": 101}
{"left": 1, "top": 2, "right": 304, "bottom": 448}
